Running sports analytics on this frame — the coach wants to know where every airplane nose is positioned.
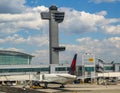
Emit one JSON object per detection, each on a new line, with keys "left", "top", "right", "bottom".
{"left": 73, "top": 75, "right": 77, "bottom": 79}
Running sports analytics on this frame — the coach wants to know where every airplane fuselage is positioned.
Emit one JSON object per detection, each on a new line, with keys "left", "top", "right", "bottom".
{"left": 35, "top": 73, "right": 76, "bottom": 84}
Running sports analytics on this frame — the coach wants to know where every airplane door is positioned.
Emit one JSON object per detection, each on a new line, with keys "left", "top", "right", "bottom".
{"left": 36, "top": 74, "right": 40, "bottom": 80}
{"left": 40, "top": 74, "right": 45, "bottom": 81}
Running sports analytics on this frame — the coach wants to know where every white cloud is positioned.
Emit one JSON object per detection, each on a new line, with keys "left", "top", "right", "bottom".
{"left": 61, "top": 9, "right": 104, "bottom": 34}
{"left": 57, "top": 37, "right": 120, "bottom": 63}
{"left": 89, "top": 0, "right": 120, "bottom": 3}
{"left": 0, "top": 34, "right": 26, "bottom": 44}
{"left": 26, "top": 6, "right": 48, "bottom": 13}
{"left": 0, "top": 0, "right": 26, "bottom": 13}
{"left": 0, "top": 47, "right": 24, "bottom": 53}
{"left": 26, "top": 35, "right": 49, "bottom": 47}
{"left": 108, "top": 37, "right": 120, "bottom": 48}
{"left": 76, "top": 37, "right": 120, "bottom": 51}
{"left": 0, "top": 3, "right": 120, "bottom": 64}
{"left": 0, "top": 34, "right": 49, "bottom": 47}
{"left": 0, "top": 7, "right": 48, "bottom": 34}
{"left": 78, "top": 37, "right": 120, "bottom": 60}
{"left": 60, "top": 8, "right": 120, "bottom": 34}
{"left": 101, "top": 25, "right": 120, "bottom": 34}
{"left": 95, "top": 11, "right": 107, "bottom": 16}
{"left": 77, "top": 37, "right": 92, "bottom": 42}
{"left": 32, "top": 50, "right": 49, "bottom": 64}
{"left": 0, "top": 6, "right": 119, "bottom": 36}
{"left": 1, "top": 36, "right": 119, "bottom": 64}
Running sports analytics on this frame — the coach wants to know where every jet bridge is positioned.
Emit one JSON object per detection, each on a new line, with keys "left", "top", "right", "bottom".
{"left": 0, "top": 73, "right": 47, "bottom": 81}
{"left": 97, "top": 72, "right": 120, "bottom": 77}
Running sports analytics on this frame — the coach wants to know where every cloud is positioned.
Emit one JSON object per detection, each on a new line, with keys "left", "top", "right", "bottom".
{"left": 0, "top": 34, "right": 49, "bottom": 47}
{"left": 0, "top": 34, "right": 26, "bottom": 44}
{"left": 79, "top": 37, "right": 120, "bottom": 57}
{"left": 60, "top": 9, "right": 104, "bottom": 34}
{"left": 108, "top": 37, "right": 120, "bottom": 48}
{"left": 76, "top": 37, "right": 120, "bottom": 52}
{"left": 0, "top": 6, "right": 119, "bottom": 36}
{"left": 1, "top": 36, "right": 120, "bottom": 64}
{"left": 0, "top": 0, "right": 26, "bottom": 13}
{"left": 0, "top": 3, "right": 120, "bottom": 64}
{"left": 95, "top": 11, "right": 107, "bottom": 16}
{"left": 89, "top": 0, "right": 120, "bottom": 4}
{"left": 60, "top": 8, "right": 120, "bottom": 34}
{"left": 63, "top": 37, "right": 120, "bottom": 63}
{"left": 101, "top": 25, "right": 120, "bottom": 34}
{"left": 0, "top": 47, "right": 25, "bottom": 54}
{"left": 38, "top": 36, "right": 120, "bottom": 64}
{"left": 32, "top": 50, "right": 49, "bottom": 64}
{"left": 26, "top": 35, "right": 49, "bottom": 47}
{"left": 0, "top": 6, "right": 48, "bottom": 35}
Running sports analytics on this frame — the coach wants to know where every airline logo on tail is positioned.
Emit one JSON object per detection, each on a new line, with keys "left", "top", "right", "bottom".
{"left": 69, "top": 54, "right": 77, "bottom": 75}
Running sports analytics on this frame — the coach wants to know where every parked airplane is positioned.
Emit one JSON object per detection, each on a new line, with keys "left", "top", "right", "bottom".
{"left": 32, "top": 53, "right": 77, "bottom": 88}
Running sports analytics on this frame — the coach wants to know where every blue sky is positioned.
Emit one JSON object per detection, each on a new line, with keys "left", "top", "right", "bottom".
{"left": 25, "top": 0, "right": 120, "bottom": 18}
{"left": 0, "top": 0, "right": 120, "bottom": 64}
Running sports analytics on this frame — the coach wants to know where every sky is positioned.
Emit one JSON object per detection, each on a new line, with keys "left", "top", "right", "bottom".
{"left": 0, "top": 0, "right": 120, "bottom": 65}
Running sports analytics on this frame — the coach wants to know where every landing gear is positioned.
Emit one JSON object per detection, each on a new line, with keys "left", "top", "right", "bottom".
{"left": 60, "top": 84, "right": 65, "bottom": 88}
{"left": 43, "top": 83, "right": 48, "bottom": 89}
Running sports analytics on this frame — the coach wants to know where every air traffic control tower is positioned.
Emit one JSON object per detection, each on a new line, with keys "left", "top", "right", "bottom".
{"left": 41, "top": 5, "right": 65, "bottom": 64}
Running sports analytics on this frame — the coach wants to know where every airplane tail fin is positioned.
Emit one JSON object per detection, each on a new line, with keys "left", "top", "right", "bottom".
{"left": 69, "top": 53, "right": 77, "bottom": 75}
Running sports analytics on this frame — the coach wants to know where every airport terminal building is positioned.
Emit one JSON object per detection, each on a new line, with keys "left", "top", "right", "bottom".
{"left": 0, "top": 50, "right": 120, "bottom": 78}
{"left": 0, "top": 50, "right": 49, "bottom": 74}
{"left": 0, "top": 50, "right": 33, "bottom": 65}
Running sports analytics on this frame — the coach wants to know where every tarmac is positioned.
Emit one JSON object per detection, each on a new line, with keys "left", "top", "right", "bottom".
{"left": 1, "top": 84, "right": 120, "bottom": 93}
{"left": 34, "top": 84, "right": 120, "bottom": 93}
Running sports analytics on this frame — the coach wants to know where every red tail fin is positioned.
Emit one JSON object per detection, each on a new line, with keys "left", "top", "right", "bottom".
{"left": 69, "top": 54, "right": 77, "bottom": 75}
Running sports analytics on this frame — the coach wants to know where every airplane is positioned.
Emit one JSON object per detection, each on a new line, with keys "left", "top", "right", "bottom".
{"left": 31, "top": 53, "right": 77, "bottom": 88}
